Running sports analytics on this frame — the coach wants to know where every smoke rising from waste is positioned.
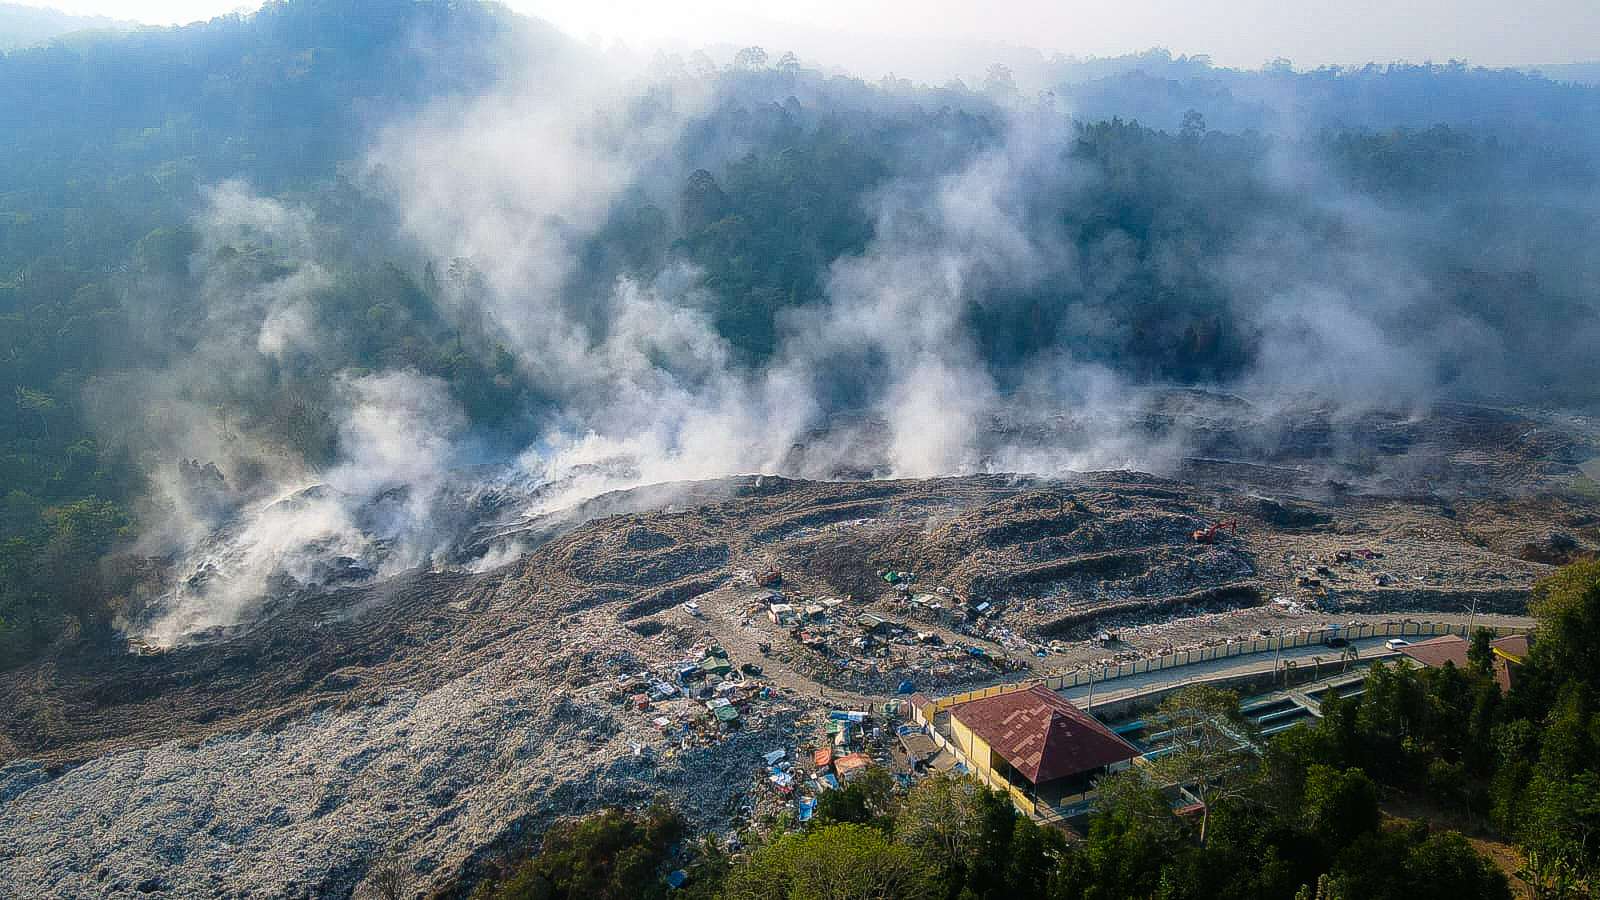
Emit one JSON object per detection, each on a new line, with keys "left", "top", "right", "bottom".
{"left": 112, "top": 27, "right": 1600, "bottom": 645}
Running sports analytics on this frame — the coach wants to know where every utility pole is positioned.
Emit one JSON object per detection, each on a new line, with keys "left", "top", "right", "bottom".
{"left": 1466, "top": 594, "right": 1479, "bottom": 637}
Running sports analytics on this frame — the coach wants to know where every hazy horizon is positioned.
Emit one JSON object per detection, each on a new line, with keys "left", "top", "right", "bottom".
{"left": 11, "top": 0, "right": 1600, "bottom": 78}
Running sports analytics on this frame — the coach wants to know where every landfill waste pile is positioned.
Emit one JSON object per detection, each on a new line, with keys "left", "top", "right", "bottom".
{"left": 0, "top": 404, "right": 1595, "bottom": 897}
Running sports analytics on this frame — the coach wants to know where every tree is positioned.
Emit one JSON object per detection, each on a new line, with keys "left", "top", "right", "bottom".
{"left": 997, "top": 814, "right": 1066, "bottom": 899}
{"left": 733, "top": 46, "right": 768, "bottom": 71}
{"left": 895, "top": 775, "right": 991, "bottom": 864}
{"left": 1293, "top": 874, "right": 1345, "bottom": 900}
{"left": 983, "top": 63, "right": 1017, "bottom": 101}
{"left": 359, "top": 850, "right": 409, "bottom": 900}
{"left": 812, "top": 766, "right": 895, "bottom": 827}
{"left": 1468, "top": 627, "right": 1495, "bottom": 677}
{"left": 1325, "top": 826, "right": 1421, "bottom": 900}
{"left": 0, "top": 536, "right": 46, "bottom": 644}
{"left": 15, "top": 387, "right": 55, "bottom": 429}
{"left": 483, "top": 805, "right": 684, "bottom": 900}
{"left": 1523, "top": 560, "right": 1600, "bottom": 709}
{"left": 893, "top": 774, "right": 1059, "bottom": 897}
{"left": 1054, "top": 772, "right": 1178, "bottom": 899}
{"left": 680, "top": 169, "right": 729, "bottom": 233}
{"left": 1352, "top": 661, "right": 1427, "bottom": 776}
{"left": 1093, "top": 769, "right": 1181, "bottom": 833}
{"left": 40, "top": 499, "right": 129, "bottom": 632}
{"left": 1520, "top": 771, "right": 1600, "bottom": 895}
{"left": 1140, "top": 685, "right": 1258, "bottom": 843}
{"left": 722, "top": 823, "right": 936, "bottom": 900}
{"left": 1402, "top": 832, "right": 1512, "bottom": 900}
{"left": 1301, "top": 765, "right": 1379, "bottom": 847}
{"left": 1180, "top": 109, "right": 1206, "bottom": 142}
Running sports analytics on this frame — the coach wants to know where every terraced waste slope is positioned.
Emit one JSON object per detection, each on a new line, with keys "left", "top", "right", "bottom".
{"left": 0, "top": 465, "right": 1594, "bottom": 897}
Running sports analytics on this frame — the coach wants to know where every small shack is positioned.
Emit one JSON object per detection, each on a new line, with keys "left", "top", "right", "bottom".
{"left": 898, "top": 731, "right": 940, "bottom": 769}
{"left": 835, "top": 752, "right": 873, "bottom": 783}
{"left": 858, "top": 613, "right": 892, "bottom": 635}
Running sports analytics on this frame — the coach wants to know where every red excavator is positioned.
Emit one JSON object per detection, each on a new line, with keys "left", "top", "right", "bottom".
{"left": 1191, "top": 519, "right": 1238, "bottom": 544}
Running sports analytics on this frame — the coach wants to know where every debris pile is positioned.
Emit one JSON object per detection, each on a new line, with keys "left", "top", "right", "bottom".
{"left": 2, "top": 424, "right": 1582, "bottom": 898}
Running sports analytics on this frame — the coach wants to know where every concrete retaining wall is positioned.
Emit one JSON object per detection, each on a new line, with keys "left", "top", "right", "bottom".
{"left": 928, "top": 620, "right": 1533, "bottom": 714}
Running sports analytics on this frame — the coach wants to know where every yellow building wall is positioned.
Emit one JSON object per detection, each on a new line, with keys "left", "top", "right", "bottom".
{"left": 949, "top": 713, "right": 1035, "bottom": 815}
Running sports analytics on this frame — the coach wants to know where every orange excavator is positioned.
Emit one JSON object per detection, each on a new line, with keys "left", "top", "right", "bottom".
{"left": 1191, "top": 519, "right": 1238, "bottom": 544}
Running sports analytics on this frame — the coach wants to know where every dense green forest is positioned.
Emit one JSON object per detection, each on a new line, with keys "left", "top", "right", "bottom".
{"left": 461, "top": 562, "right": 1600, "bottom": 899}
{"left": 1, "top": 0, "right": 1598, "bottom": 661}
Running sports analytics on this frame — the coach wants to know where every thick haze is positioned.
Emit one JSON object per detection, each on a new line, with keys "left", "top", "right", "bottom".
{"left": 9, "top": 1, "right": 1590, "bottom": 643}
{"left": 24, "top": 0, "right": 1600, "bottom": 74}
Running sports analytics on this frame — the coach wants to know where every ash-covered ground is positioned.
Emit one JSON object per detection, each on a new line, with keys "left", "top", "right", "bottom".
{"left": 0, "top": 401, "right": 1596, "bottom": 898}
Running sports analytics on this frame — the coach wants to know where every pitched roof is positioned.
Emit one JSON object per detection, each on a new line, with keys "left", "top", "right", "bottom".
{"left": 950, "top": 684, "right": 1139, "bottom": 783}
{"left": 1398, "top": 634, "right": 1473, "bottom": 668}
{"left": 1494, "top": 656, "right": 1520, "bottom": 694}
{"left": 1398, "top": 634, "right": 1529, "bottom": 669}
{"left": 1397, "top": 633, "right": 1529, "bottom": 693}
{"left": 1490, "top": 634, "right": 1530, "bottom": 661}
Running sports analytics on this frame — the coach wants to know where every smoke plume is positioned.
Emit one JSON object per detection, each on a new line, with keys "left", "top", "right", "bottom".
{"left": 108, "top": 24, "right": 1600, "bottom": 644}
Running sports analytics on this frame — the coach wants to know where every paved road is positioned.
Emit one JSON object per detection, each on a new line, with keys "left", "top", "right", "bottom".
{"left": 1061, "top": 616, "right": 1533, "bottom": 709}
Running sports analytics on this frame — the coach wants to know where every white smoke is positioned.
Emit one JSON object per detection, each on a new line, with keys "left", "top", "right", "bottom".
{"left": 141, "top": 371, "right": 469, "bottom": 646}
{"left": 117, "top": 35, "right": 1600, "bottom": 646}
{"left": 125, "top": 66, "right": 1168, "bottom": 644}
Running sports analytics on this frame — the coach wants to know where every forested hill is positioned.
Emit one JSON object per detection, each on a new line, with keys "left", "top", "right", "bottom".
{"left": 0, "top": 0, "right": 553, "bottom": 267}
{"left": 1045, "top": 49, "right": 1600, "bottom": 139}
{"left": 0, "top": 0, "right": 559, "bottom": 659}
{"left": 0, "top": 3, "right": 131, "bottom": 50}
{"left": 2, "top": 0, "right": 1598, "bottom": 664}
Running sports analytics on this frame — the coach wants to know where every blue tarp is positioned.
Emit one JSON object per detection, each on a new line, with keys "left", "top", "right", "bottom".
{"left": 896, "top": 680, "right": 916, "bottom": 694}
{"left": 666, "top": 870, "right": 688, "bottom": 889}
{"left": 797, "top": 797, "right": 816, "bottom": 822}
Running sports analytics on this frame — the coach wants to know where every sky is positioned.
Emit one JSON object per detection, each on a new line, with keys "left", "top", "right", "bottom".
{"left": 22, "top": 0, "right": 1600, "bottom": 73}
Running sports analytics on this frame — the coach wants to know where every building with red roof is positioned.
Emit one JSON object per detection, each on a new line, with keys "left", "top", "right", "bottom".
{"left": 1397, "top": 633, "right": 1529, "bottom": 693}
{"left": 947, "top": 684, "right": 1139, "bottom": 809}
